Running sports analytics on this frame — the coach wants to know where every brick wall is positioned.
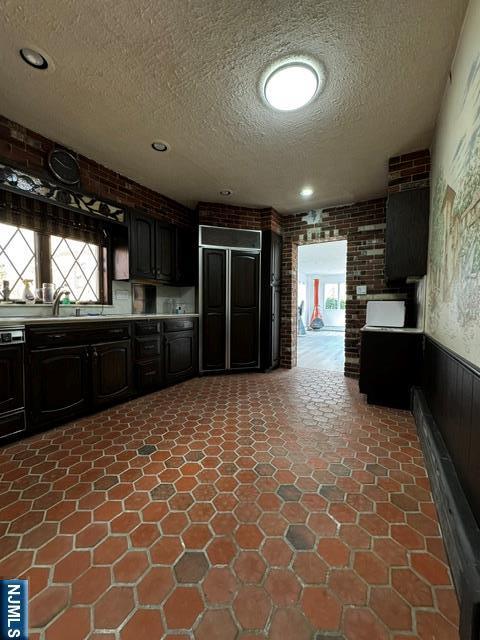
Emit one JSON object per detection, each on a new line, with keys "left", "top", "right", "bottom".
{"left": 197, "top": 202, "right": 282, "bottom": 234}
{"left": 0, "top": 116, "right": 196, "bottom": 229}
{"left": 388, "top": 148, "right": 431, "bottom": 193}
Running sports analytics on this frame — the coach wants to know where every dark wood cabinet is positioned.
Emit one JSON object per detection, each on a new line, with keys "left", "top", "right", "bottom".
{"left": 91, "top": 340, "right": 133, "bottom": 408}
{"left": 156, "top": 223, "right": 175, "bottom": 283}
{"left": 359, "top": 329, "right": 423, "bottom": 409}
{"left": 130, "top": 213, "right": 156, "bottom": 279}
{"left": 29, "top": 345, "right": 90, "bottom": 428}
{"left": 176, "top": 227, "right": 197, "bottom": 286}
{"left": 261, "top": 231, "right": 282, "bottom": 370}
{"left": 230, "top": 251, "right": 260, "bottom": 369}
{"left": 202, "top": 248, "right": 226, "bottom": 371}
{"left": 164, "top": 329, "right": 198, "bottom": 384}
{"left": 124, "top": 212, "right": 198, "bottom": 285}
{"left": 0, "top": 344, "right": 24, "bottom": 415}
{"left": 385, "top": 188, "right": 429, "bottom": 280}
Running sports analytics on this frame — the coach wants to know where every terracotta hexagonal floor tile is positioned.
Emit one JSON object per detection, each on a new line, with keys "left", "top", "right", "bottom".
{"left": 150, "top": 536, "right": 183, "bottom": 564}
{"left": 416, "top": 611, "right": 458, "bottom": 640}
{"left": 29, "top": 586, "right": 69, "bottom": 628}
{"left": 265, "top": 568, "right": 301, "bottom": 606}
{"left": 269, "top": 607, "right": 312, "bottom": 640}
{"left": 343, "top": 607, "right": 389, "bottom": 640}
{"left": 301, "top": 586, "right": 341, "bottom": 630}
{"left": 93, "top": 536, "right": 128, "bottom": 565}
{"left": 370, "top": 586, "right": 412, "bottom": 631}
{"left": 207, "top": 536, "right": 237, "bottom": 565}
{"left": 328, "top": 568, "right": 368, "bottom": 605}
{"left": 121, "top": 609, "right": 164, "bottom": 640}
{"left": 353, "top": 551, "right": 389, "bottom": 585}
{"left": 233, "top": 585, "right": 272, "bottom": 630}
{"left": 182, "top": 523, "right": 213, "bottom": 549}
{"left": 317, "top": 538, "right": 350, "bottom": 567}
{"left": 45, "top": 606, "right": 91, "bottom": 640}
{"left": 94, "top": 586, "right": 134, "bottom": 630}
{"left": 72, "top": 566, "right": 110, "bottom": 604}
{"left": 235, "top": 524, "right": 263, "bottom": 549}
{"left": 286, "top": 524, "right": 315, "bottom": 550}
{"left": 129, "top": 522, "right": 159, "bottom": 547}
{"left": 411, "top": 552, "right": 451, "bottom": 585}
{"left": 137, "top": 566, "right": 174, "bottom": 604}
{"left": 203, "top": 566, "right": 237, "bottom": 603}
{"left": 234, "top": 550, "right": 267, "bottom": 583}
{"left": 113, "top": 550, "right": 148, "bottom": 583}
{"left": 164, "top": 586, "right": 203, "bottom": 630}
{"left": 391, "top": 567, "right": 433, "bottom": 606}
{"left": 292, "top": 551, "right": 328, "bottom": 584}
{"left": 174, "top": 551, "right": 209, "bottom": 583}
{"left": 53, "top": 550, "right": 90, "bottom": 582}
{"left": 261, "top": 539, "right": 292, "bottom": 567}
{"left": 194, "top": 609, "right": 238, "bottom": 640}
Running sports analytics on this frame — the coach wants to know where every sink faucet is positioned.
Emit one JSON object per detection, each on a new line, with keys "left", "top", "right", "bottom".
{"left": 52, "top": 288, "right": 70, "bottom": 316}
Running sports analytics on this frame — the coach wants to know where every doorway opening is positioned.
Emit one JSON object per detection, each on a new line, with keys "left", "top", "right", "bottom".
{"left": 297, "top": 240, "right": 347, "bottom": 372}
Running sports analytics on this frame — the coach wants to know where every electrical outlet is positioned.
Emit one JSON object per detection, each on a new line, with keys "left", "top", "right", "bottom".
{"left": 356, "top": 285, "right": 367, "bottom": 295}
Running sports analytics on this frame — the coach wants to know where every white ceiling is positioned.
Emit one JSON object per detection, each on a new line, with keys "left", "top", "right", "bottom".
{"left": 0, "top": 0, "right": 467, "bottom": 213}
{"left": 298, "top": 240, "right": 347, "bottom": 276}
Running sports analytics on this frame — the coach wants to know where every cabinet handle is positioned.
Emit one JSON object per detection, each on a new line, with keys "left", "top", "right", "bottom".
{"left": 92, "top": 348, "right": 98, "bottom": 360}
{"left": 48, "top": 333, "right": 67, "bottom": 340}
{"left": 108, "top": 329, "right": 123, "bottom": 334}
{"left": 144, "top": 370, "right": 156, "bottom": 377}
{"left": 143, "top": 344, "right": 155, "bottom": 351}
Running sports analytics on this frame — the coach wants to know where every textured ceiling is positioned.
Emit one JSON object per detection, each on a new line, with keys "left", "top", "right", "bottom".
{"left": 0, "top": 0, "right": 467, "bottom": 213}
{"left": 298, "top": 240, "right": 347, "bottom": 276}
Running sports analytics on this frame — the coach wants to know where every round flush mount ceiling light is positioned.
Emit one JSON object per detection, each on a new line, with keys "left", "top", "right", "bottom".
{"left": 19, "top": 47, "right": 49, "bottom": 70}
{"left": 219, "top": 189, "right": 233, "bottom": 196}
{"left": 264, "top": 61, "right": 322, "bottom": 111}
{"left": 300, "top": 187, "right": 314, "bottom": 198}
{"left": 151, "top": 141, "right": 170, "bottom": 152}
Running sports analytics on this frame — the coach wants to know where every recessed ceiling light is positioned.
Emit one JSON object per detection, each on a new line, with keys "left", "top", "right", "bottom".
{"left": 264, "top": 62, "right": 319, "bottom": 111}
{"left": 219, "top": 189, "right": 233, "bottom": 196}
{"left": 19, "top": 47, "right": 48, "bottom": 70}
{"left": 300, "top": 187, "right": 314, "bottom": 198}
{"left": 151, "top": 141, "right": 170, "bottom": 152}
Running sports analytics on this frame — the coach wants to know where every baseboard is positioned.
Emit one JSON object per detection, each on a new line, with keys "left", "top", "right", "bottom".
{"left": 413, "top": 387, "right": 480, "bottom": 640}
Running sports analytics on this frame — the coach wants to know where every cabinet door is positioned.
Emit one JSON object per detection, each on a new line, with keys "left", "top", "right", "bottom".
{"left": 271, "top": 232, "right": 282, "bottom": 285}
{"left": 156, "top": 223, "right": 175, "bottom": 283}
{"left": 29, "top": 346, "right": 89, "bottom": 427}
{"left": 272, "top": 286, "right": 281, "bottom": 367}
{"left": 0, "top": 345, "right": 24, "bottom": 414}
{"left": 230, "top": 251, "right": 260, "bottom": 369}
{"left": 130, "top": 213, "right": 156, "bottom": 279}
{"left": 385, "top": 188, "right": 429, "bottom": 280}
{"left": 164, "top": 331, "right": 198, "bottom": 384}
{"left": 202, "top": 248, "right": 226, "bottom": 371}
{"left": 176, "top": 228, "right": 197, "bottom": 286}
{"left": 136, "top": 358, "right": 163, "bottom": 393}
{"left": 91, "top": 340, "right": 132, "bottom": 408}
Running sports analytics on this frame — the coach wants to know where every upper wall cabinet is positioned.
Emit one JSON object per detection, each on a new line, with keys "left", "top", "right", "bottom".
{"left": 126, "top": 212, "right": 197, "bottom": 286}
{"left": 385, "top": 188, "right": 430, "bottom": 281}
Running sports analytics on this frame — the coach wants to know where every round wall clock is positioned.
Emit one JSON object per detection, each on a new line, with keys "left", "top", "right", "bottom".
{"left": 48, "top": 149, "right": 80, "bottom": 186}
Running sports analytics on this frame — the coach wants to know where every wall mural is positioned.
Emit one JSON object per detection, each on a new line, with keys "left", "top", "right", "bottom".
{"left": 427, "top": 0, "right": 480, "bottom": 367}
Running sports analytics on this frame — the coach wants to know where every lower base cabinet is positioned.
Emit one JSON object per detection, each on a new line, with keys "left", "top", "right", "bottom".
{"left": 91, "top": 340, "right": 133, "bottom": 408}
{"left": 29, "top": 345, "right": 90, "bottom": 428}
{"left": 164, "top": 330, "right": 198, "bottom": 384}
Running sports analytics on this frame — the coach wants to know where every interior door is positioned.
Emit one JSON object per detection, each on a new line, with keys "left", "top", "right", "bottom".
{"left": 201, "top": 248, "right": 226, "bottom": 371}
{"left": 230, "top": 251, "right": 260, "bottom": 369}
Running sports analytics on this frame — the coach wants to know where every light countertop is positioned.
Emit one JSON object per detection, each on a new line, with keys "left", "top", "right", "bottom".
{"left": 361, "top": 325, "right": 423, "bottom": 334}
{"left": 0, "top": 313, "right": 199, "bottom": 327}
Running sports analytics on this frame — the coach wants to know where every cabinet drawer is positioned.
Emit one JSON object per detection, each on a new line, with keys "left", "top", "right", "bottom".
{"left": 135, "top": 336, "right": 161, "bottom": 359}
{"left": 136, "top": 358, "right": 163, "bottom": 391}
{"left": 0, "top": 411, "right": 26, "bottom": 441}
{"left": 28, "top": 323, "right": 130, "bottom": 348}
{"left": 134, "top": 321, "right": 162, "bottom": 336}
{"left": 163, "top": 318, "right": 195, "bottom": 333}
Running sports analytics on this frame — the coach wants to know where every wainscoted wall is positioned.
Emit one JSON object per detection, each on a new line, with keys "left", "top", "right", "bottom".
{"left": 0, "top": 116, "right": 196, "bottom": 229}
{"left": 426, "top": 0, "right": 480, "bottom": 367}
{"left": 423, "top": 337, "right": 480, "bottom": 524}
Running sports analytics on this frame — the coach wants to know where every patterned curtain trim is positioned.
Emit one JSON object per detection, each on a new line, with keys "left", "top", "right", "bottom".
{"left": 0, "top": 189, "right": 108, "bottom": 246}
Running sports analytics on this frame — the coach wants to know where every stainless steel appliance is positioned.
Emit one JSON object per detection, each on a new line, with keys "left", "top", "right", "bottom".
{"left": 199, "top": 225, "right": 261, "bottom": 373}
{"left": 0, "top": 326, "right": 26, "bottom": 441}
